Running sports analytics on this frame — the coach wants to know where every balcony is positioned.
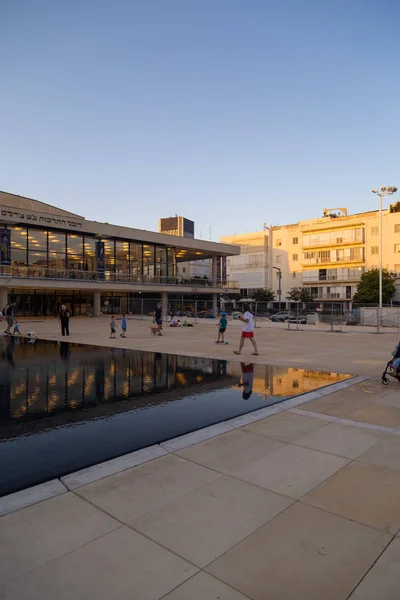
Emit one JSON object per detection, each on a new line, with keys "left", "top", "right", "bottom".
{"left": 303, "top": 233, "right": 365, "bottom": 249}
{"left": 302, "top": 256, "right": 364, "bottom": 266}
{"left": 0, "top": 265, "right": 239, "bottom": 290}
{"left": 302, "top": 273, "right": 363, "bottom": 283}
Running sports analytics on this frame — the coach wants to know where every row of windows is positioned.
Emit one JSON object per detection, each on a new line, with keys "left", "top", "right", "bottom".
{"left": 6, "top": 227, "right": 176, "bottom": 277}
{"left": 276, "top": 237, "right": 298, "bottom": 247}
{"left": 372, "top": 225, "right": 400, "bottom": 235}
{"left": 371, "top": 245, "right": 400, "bottom": 255}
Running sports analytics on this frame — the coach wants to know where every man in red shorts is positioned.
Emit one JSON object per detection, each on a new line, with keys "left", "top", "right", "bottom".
{"left": 233, "top": 303, "right": 259, "bottom": 356}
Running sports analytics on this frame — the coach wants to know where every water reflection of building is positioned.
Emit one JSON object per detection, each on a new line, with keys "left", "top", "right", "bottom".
{"left": 228, "top": 363, "right": 350, "bottom": 400}
{"left": 0, "top": 339, "right": 237, "bottom": 434}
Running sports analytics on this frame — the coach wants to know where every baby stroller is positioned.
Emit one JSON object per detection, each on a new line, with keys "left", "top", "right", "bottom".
{"left": 381, "top": 342, "right": 400, "bottom": 385}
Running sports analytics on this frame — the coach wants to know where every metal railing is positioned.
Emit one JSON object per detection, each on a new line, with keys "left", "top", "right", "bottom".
{"left": 0, "top": 265, "right": 239, "bottom": 289}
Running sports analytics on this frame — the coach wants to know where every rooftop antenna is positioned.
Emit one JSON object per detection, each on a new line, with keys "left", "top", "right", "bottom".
{"left": 199, "top": 230, "right": 203, "bottom": 239}
{"left": 209, "top": 225, "right": 212, "bottom": 241}
{"left": 263, "top": 222, "right": 267, "bottom": 231}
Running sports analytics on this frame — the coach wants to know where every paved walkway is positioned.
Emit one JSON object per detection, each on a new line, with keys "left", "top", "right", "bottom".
{"left": 1, "top": 320, "right": 400, "bottom": 598}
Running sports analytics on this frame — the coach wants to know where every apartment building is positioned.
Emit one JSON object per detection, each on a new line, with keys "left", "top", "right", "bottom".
{"left": 222, "top": 204, "right": 400, "bottom": 303}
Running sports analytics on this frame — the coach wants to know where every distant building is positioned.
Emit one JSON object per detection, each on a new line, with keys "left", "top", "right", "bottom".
{"left": 0, "top": 191, "right": 240, "bottom": 317}
{"left": 159, "top": 215, "right": 211, "bottom": 280}
{"left": 221, "top": 204, "right": 400, "bottom": 304}
{"left": 159, "top": 216, "right": 194, "bottom": 239}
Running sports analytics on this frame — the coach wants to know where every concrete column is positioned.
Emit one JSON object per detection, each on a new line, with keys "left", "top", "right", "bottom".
{"left": 212, "top": 293, "right": 218, "bottom": 317}
{"left": 0, "top": 287, "right": 8, "bottom": 312}
{"left": 212, "top": 256, "right": 218, "bottom": 286}
{"left": 93, "top": 290, "right": 101, "bottom": 317}
{"left": 161, "top": 291, "right": 168, "bottom": 320}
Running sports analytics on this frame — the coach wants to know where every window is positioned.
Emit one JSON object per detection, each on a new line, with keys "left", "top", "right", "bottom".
{"left": 292, "top": 254, "right": 298, "bottom": 261}
{"left": 248, "top": 254, "right": 263, "bottom": 267}
{"left": 102, "top": 240, "right": 115, "bottom": 272}
{"left": 155, "top": 246, "right": 167, "bottom": 277}
{"left": 28, "top": 229, "right": 47, "bottom": 267}
{"left": 395, "top": 224, "right": 400, "bottom": 233}
{"left": 395, "top": 245, "right": 400, "bottom": 254}
{"left": 115, "top": 240, "right": 130, "bottom": 275}
{"left": 276, "top": 255, "right": 282, "bottom": 263}
{"left": 143, "top": 245, "right": 154, "bottom": 276}
{"left": 276, "top": 239, "right": 282, "bottom": 247}
{"left": 395, "top": 264, "right": 400, "bottom": 273}
{"left": 84, "top": 237, "right": 96, "bottom": 272}
{"left": 371, "top": 226, "right": 378, "bottom": 236}
{"left": 292, "top": 237, "right": 298, "bottom": 245}
{"left": 11, "top": 227, "right": 27, "bottom": 267}
{"left": 371, "top": 246, "right": 379, "bottom": 255}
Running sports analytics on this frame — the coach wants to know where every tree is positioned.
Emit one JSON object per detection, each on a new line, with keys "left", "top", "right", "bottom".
{"left": 286, "top": 287, "right": 314, "bottom": 302}
{"left": 353, "top": 268, "right": 396, "bottom": 304}
{"left": 252, "top": 288, "right": 275, "bottom": 302}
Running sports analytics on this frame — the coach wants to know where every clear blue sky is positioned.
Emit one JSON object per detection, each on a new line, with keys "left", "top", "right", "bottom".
{"left": 1, "top": 0, "right": 399, "bottom": 241}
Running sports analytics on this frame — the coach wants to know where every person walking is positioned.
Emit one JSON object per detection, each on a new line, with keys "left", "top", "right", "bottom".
{"left": 152, "top": 301, "right": 163, "bottom": 336}
{"left": 58, "top": 305, "right": 71, "bottom": 336}
{"left": 120, "top": 314, "right": 127, "bottom": 338}
{"left": 233, "top": 303, "right": 259, "bottom": 356}
{"left": 3, "top": 302, "right": 15, "bottom": 335}
{"left": 110, "top": 315, "right": 117, "bottom": 339}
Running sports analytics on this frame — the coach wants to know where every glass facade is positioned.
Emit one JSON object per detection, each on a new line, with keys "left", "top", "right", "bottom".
{"left": 5, "top": 226, "right": 177, "bottom": 280}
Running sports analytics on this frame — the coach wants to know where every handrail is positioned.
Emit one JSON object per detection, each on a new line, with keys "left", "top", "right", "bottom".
{"left": 0, "top": 265, "right": 239, "bottom": 288}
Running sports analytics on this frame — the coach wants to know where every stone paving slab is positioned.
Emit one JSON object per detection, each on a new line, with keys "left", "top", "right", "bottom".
{"left": 358, "top": 433, "right": 400, "bottom": 472}
{"left": 232, "top": 443, "right": 349, "bottom": 500}
{"left": 303, "top": 461, "right": 400, "bottom": 534}
{"left": 207, "top": 502, "right": 390, "bottom": 600}
{"left": 242, "top": 411, "right": 328, "bottom": 442}
{"left": 75, "top": 454, "right": 221, "bottom": 525}
{"left": 349, "top": 537, "right": 400, "bottom": 600}
{"left": 175, "top": 429, "right": 285, "bottom": 475}
{"left": 0, "top": 493, "right": 119, "bottom": 587}
{"left": 132, "top": 475, "right": 293, "bottom": 568}
{"left": 293, "top": 421, "right": 387, "bottom": 459}
{"left": 163, "top": 571, "right": 249, "bottom": 599}
{"left": 0, "top": 526, "right": 198, "bottom": 600}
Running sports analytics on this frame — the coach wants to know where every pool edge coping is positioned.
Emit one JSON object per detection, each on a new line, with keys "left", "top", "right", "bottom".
{"left": 0, "top": 374, "right": 368, "bottom": 517}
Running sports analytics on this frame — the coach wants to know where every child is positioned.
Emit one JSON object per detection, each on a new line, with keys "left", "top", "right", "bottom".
{"left": 12, "top": 320, "right": 21, "bottom": 335}
{"left": 110, "top": 315, "right": 117, "bottom": 339}
{"left": 215, "top": 311, "right": 228, "bottom": 344}
{"left": 120, "top": 314, "right": 127, "bottom": 338}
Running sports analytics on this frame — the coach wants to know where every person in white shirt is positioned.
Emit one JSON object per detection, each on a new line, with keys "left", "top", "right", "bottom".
{"left": 233, "top": 304, "right": 259, "bottom": 356}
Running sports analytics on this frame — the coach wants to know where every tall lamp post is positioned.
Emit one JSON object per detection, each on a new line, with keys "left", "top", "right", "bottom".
{"left": 372, "top": 187, "right": 398, "bottom": 319}
{"left": 273, "top": 266, "right": 282, "bottom": 311}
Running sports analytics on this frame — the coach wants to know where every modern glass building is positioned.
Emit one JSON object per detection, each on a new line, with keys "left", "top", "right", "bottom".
{"left": 0, "top": 191, "right": 239, "bottom": 316}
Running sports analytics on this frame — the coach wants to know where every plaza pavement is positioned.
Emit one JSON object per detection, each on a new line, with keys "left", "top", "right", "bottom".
{"left": 1, "top": 317, "right": 400, "bottom": 598}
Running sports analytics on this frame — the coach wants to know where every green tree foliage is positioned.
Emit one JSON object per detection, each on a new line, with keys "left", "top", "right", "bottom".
{"left": 353, "top": 269, "right": 396, "bottom": 304}
{"left": 252, "top": 288, "right": 275, "bottom": 302}
{"left": 286, "top": 287, "right": 314, "bottom": 302}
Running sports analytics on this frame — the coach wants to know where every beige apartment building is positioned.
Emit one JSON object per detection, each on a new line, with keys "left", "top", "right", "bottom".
{"left": 222, "top": 205, "right": 400, "bottom": 303}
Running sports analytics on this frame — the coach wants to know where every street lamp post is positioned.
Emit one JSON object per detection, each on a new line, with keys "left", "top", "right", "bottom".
{"left": 372, "top": 187, "right": 398, "bottom": 322}
{"left": 273, "top": 266, "right": 282, "bottom": 311}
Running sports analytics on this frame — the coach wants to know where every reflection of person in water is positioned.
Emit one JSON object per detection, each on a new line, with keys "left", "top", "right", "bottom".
{"left": 3, "top": 336, "right": 16, "bottom": 367}
{"left": 219, "top": 360, "right": 227, "bottom": 376}
{"left": 59, "top": 342, "right": 70, "bottom": 361}
{"left": 240, "top": 363, "right": 254, "bottom": 400}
